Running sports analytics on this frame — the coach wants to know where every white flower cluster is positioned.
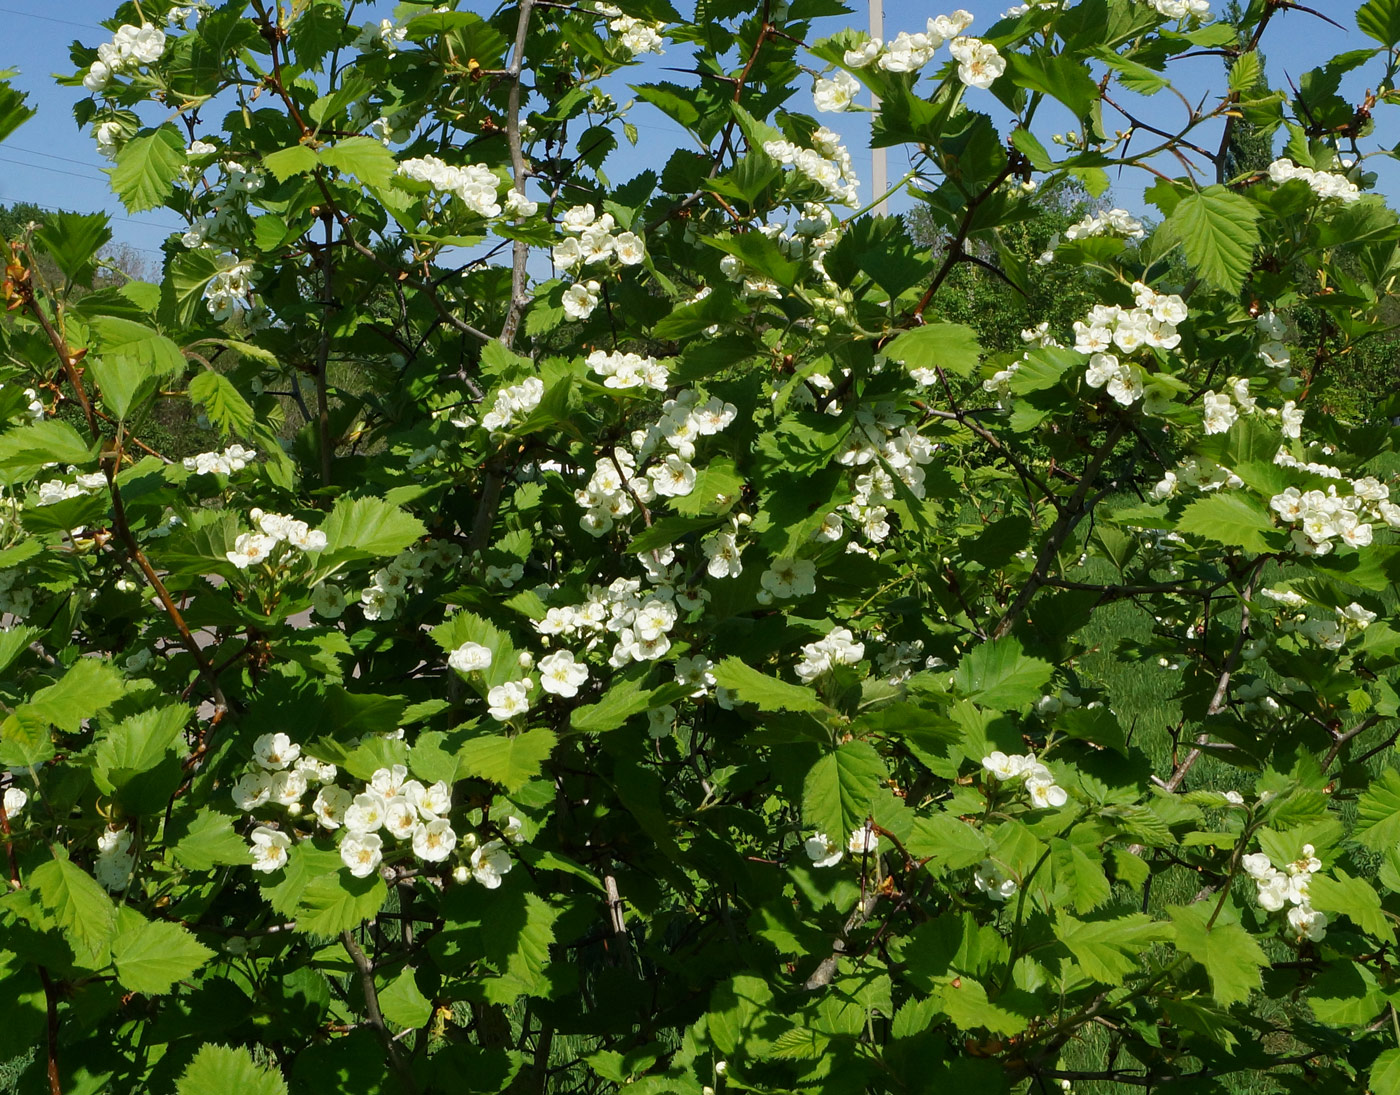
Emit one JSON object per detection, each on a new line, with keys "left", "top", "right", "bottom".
{"left": 34, "top": 470, "right": 106, "bottom": 506}
{"left": 842, "top": 11, "right": 976, "bottom": 75}
{"left": 763, "top": 127, "right": 860, "bottom": 206}
{"left": 1064, "top": 208, "right": 1146, "bottom": 241}
{"left": 1255, "top": 310, "right": 1294, "bottom": 382}
{"left": 1142, "top": 0, "right": 1210, "bottom": 17}
{"left": 830, "top": 403, "right": 938, "bottom": 547}
{"left": 1003, "top": 0, "right": 1068, "bottom": 15}
{"left": 1285, "top": 601, "right": 1377, "bottom": 650}
{"left": 598, "top": 5, "right": 665, "bottom": 55}
{"left": 981, "top": 750, "right": 1069, "bottom": 809}
{"left": 227, "top": 509, "right": 328, "bottom": 569}
{"left": 94, "top": 121, "right": 125, "bottom": 160}
{"left": 397, "top": 155, "right": 503, "bottom": 218}
{"left": 949, "top": 37, "right": 1007, "bottom": 90}
{"left": 553, "top": 205, "right": 647, "bottom": 310}
{"left": 1076, "top": 283, "right": 1188, "bottom": 408}
{"left": 83, "top": 22, "right": 167, "bottom": 92}
{"left": 95, "top": 827, "right": 137, "bottom": 891}
{"left": 5, "top": 384, "right": 44, "bottom": 422}
{"left": 1266, "top": 158, "right": 1360, "bottom": 204}
{"left": 481, "top": 376, "right": 545, "bottom": 433}
{"left": 795, "top": 626, "right": 865, "bottom": 682}
{"left": 205, "top": 256, "right": 256, "bottom": 320}
{"left": 1149, "top": 457, "right": 1244, "bottom": 500}
{"left": 587, "top": 349, "right": 668, "bottom": 391}
{"left": 804, "top": 823, "right": 880, "bottom": 869}
{"left": 183, "top": 443, "right": 256, "bottom": 476}
{"left": 354, "top": 538, "right": 463, "bottom": 622}
{"left": 575, "top": 390, "right": 736, "bottom": 536}
{"left": 1242, "top": 845, "right": 1327, "bottom": 942}
{"left": 536, "top": 576, "right": 687, "bottom": 668}
{"left": 1269, "top": 477, "right": 1397, "bottom": 556}
{"left": 353, "top": 18, "right": 407, "bottom": 55}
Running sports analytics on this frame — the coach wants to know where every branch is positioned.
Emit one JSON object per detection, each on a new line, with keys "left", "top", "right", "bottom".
{"left": 342, "top": 930, "right": 418, "bottom": 1093}
{"left": 499, "top": 0, "right": 536, "bottom": 348}
{"left": 314, "top": 212, "right": 336, "bottom": 488}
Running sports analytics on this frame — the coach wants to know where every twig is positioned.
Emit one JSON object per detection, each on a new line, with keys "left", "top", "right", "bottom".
{"left": 499, "top": 0, "right": 536, "bottom": 348}
{"left": 341, "top": 930, "right": 418, "bottom": 1093}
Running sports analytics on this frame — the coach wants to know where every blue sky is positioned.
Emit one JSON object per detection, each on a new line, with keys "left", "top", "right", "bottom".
{"left": 0, "top": 1, "right": 1390, "bottom": 263}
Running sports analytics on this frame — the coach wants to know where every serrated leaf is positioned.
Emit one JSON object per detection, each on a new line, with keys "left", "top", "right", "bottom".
{"left": 802, "top": 741, "right": 887, "bottom": 840}
{"left": 938, "top": 976, "right": 1028, "bottom": 1035}
{"left": 952, "top": 638, "right": 1053, "bottom": 710}
{"left": 1356, "top": 769, "right": 1400, "bottom": 851}
{"left": 884, "top": 323, "right": 983, "bottom": 378}
{"left": 1051, "top": 838, "right": 1112, "bottom": 913}
{"left": 767, "top": 1026, "right": 830, "bottom": 1059}
{"left": 24, "top": 658, "right": 126, "bottom": 733}
{"left": 1057, "top": 913, "right": 1174, "bottom": 983}
{"left": 169, "top": 808, "right": 251, "bottom": 870}
{"left": 1372, "top": 1048, "right": 1400, "bottom": 1095}
{"left": 1167, "top": 903, "right": 1266, "bottom": 1007}
{"left": 93, "top": 703, "right": 190, "bottom": 814}
{"left": 111, "top": 909, "right": 215, "bottom": 995}
{"left": 319, "top": 137, "right": 396, "bottom": 188}
{"left": 294, "top": 870, "right": 387, "bottom": 937}
{"left": 1165, "top": 185, "right": 1259, "bottom": 293}
{"left": 1309, "top": 869, "right": 1394, "bottom": 942}
{"left": 1176, "top": 492, "right": 1277, "bottom": 553}
{"left": 711, "top": 657, "right": 825, "bottom": 713}
{"left": 176, "top": 1044, "right": 288, "bottom": 1095}
{"left": 30, "top": 851, "right": 118, "bottom": 965}
{"left": 188, "top": 370, "right": 255, "bottom": 437}
{"left": 0, "top": 419, "right": 94, "bottom": 474}
{"left": 378, "top": 968, "right": 432, "bottom": 1029}
{"left": 319, "top": 497, "right": 427, "bottom": 563}
{"left": 1359, "top": 0, "right": 1400, "bottom": 48}
{"left": 459, "top": 728, "right": 557, "bottom": 792}
{"left": 110, "top": 126, "right": 186, "bottom": 213}
{"left": 262, "top": 144, "right": 319, "bottom": 182}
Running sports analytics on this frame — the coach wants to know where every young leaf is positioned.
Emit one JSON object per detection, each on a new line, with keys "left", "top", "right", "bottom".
{"left": 1167, "top": 903, "right": 1266, "bottom": 1007}
{"left": 712, "top": 657, "right": 826, "bottom": 713}
{"left": 1164, "top": 185, "right": 1259, "bottom": 294}
{"left": 177, "top": 1044, "right": 289, "bottom": 1095}
{"left": 110, "top": 126, "right": 186, "bottom": 213}
{"left": 111, "top": 909, "right": 215, "bottom": 995}
{"left": 1057, "top": 913, "right": 1175, "bottom": 983}
{"left": 883, "top": 323, "right": 983, "bottom": 378}
{"left": 951, "top": 638, "right": 1053, "bottom": 710}
{"left": 801, "top": 742, "right": 887, "bottom": 839}
{"left": 188, "top": 371, "right": 255, "bottom": 437}
{"left": 30, "top": 852, "right": 118, "bottom": 965}
{"left": 459, "top": 728, "right": 557, "bottom": 792}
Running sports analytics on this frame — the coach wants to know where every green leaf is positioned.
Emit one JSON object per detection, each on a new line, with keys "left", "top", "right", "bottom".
{"left": 1356, "top": 769, "right": 1400, "bottom": 850}
{"left": 319, "top": 496, "right": 427, "bottom": 562}
{"left": 1309, "top": 869, "right": 1394, "bottom": 942}
{"left": 33, "top": 212, "right": 111, "bottom": 286}
{"left": 0, "top": 419, "right": 94, "bottom": 474}
{"left": 176, "top": 1044, "right": 289, "bottom": 1095}
{"left": 938, "top": 977, "right": 1029, "bottom": 1036}
{"left": 569, "top": 674, "right": 682, "bottom": 733}
{"left": 262, "top": 144, "right": 320, "bottom": 182}
{"left": 1359, "top": 0, "right": 1400, "bottom": 48}
{"left": 802, "top": 741, "right": 887, "bottom": 839}
{"left": 883, "top": 323, "right": 982, "bottom": 378}
{"left": 1167, "top": 903, "right": 1266, "bottom": 1007}
{"left": 111, "top": 909, "right": 215, "bottom": 995}
{"left": 93, "top": 704, "right": 190, "bottom": 814}
{"left": 0, "top": 625, "right": 38, "bottom": 676}
{"left": 169, "top": 808, "right": 252, "bottom": 870}
{"left": 24, "top": 658, "right": 126, "bottom": 732}
{"left": 1372, "top": 1048, "right": 1400, "bottom": 1095}
{"left": 166, "top": 248, "right": 223, "bottom": 327}
{"left": 459, "top": 728, "right": 557, "bottom": 792}
{"left": 711, "top": 657, "right": 825, "bottom": 712}
{"left": 30, "top": 851, "right": 118, "bottom": 965}
{"left": 1004, "top": 51, "right": 1100, "bottom": 118}
{"left": 1057, "top": 913, "right": 1174, "bottom": 983}
{"left": 109, "top": 126, "right": 186, "bottom": 213}
{"left": 0, "top": 77, "right": 35, "bottom": 144}
{"left": 379, "top": 968, "right": 433, "bottom": 1029}
{"left": 952, "top": 638, "right": 1053, "bottom": 710}
{"left": 319, "top": 136, "right": 397, "bottom": 189}
{"left": 295, "top": 870, "right": 388, "bottom": 937}
{"left": 1051, "top": 838, "right": 1112, "bottom": 913}
{"left": 1176, "top": 492, "right": 1278, "bottom": 553}
{"left": 1164, "top": 185, "right": 1260, "bottom": 294}
{"left": 188, "top": 370, "right": 255, "bottom": 437}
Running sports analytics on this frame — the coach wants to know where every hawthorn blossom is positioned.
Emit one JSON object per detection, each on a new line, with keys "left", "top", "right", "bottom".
{"left": 471, "top": 839, "right": 514, "bottom": 888}
{"left": 805, "top": 832, "right": 844, "bottom": 868}
{"left": 487, "top": 681, "right": 531, "bottom": 720}
{"left": 539, "top": 650, "right": 589, "bottom": 697}
{"left": 448, "top": 641, "right": 494, "bottom": 673}
{"left": 341, "top": 832, "right": 384, "bottom": 878}
{"left": 248, "top": 826, "right": 291, "bottom": 872}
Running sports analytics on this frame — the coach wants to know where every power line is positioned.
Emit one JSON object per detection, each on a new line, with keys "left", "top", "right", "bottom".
{"left": 0, "top": 154, "right": 107, "bottom": 183}
{"left": 7, "top": 145, "right": 110, "bottom": 171}
{"left": 0, "top": 194, "right": 181, "bottom": 236}
{"left": 0, "top": 6, "right": 104, "bottom": 31}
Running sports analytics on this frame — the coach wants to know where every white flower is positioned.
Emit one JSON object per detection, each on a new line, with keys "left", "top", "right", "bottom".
{"left": 950, "top": 37, "right": 1005, "bottom": 89}
{"left": 973, "top": 859, "right": 1018, "bottom": 902}
{"left": 413, "top": 818, "right": 457, "bottom": 862}
{"left": 448, "top": 641, "right": 494, "bottom": 673}
{"left": 702, "top": 530, "right": 744, "bottom": 578}
{"left": 538, "top": 650, "right": 589, "bottom": 698}
{"left": 227, "top": 532, "right": 276, "bottom": 568}
{"left": 1256, "top": 871, "right": 1289, "bottom": 912}
{"left": 487, "top": 680, "right": 531, "bottom": 720}
{"left": 412, "top": 780, "right": 452, "bottom": 818}
{"left": 313, "top": 785, "right": 352, "bottom": 829}
{"left": 1242, "top": 852, "right": 1274, "bottom": 880}
{"left": 1286, "top": 903, "right": 1328, "bottom": 942}
{"left": 2, "top": 786, "right": 26, "bottom": 817}
{"left": 84, "top": 61, "right": 112, "bottom": 92}
{"left": 1026, "top": 779, "right": 1068, "bottom": 808}
{"left": 843, "top": 38, "right": 882, "bottom": 67}
{"left": 613, "top": 231, "right": 646, "bottom": 265}
{"left": 813, "top": 70, "right": 860, "bottom": 112}
{"left": 343, "top": 791, "right": 388, "bottom": 834}
{"left": 1202, "top": 390, "right": 1238, "bottom": 435}
{"left": 504, "top": 190, "right": 539, "bottom": 217}
{"left": 248, "top": 826, "right": 291, "bottom": 872}
{"left": 340, "top": 832, "right": 384, "bottom": 878}
{"left": 982, "top": 752, "right": 1027, "bottom": 781}
{"left": 382, "top": 796, "right": 419, "bottom": 841}
{"left": 563, "top": 280, "right": 601, "bottom": 320}
{"left": 231, "top": 771, "right": 272, "bottom": 811}
{"left": 759, "top": 557, "right": 817, "bottom": 599}
{"left": 253, "top": 732, "right": 300, "bottom": 771}
{"left": 648, "top": 454, "right": 697, "bottom": 497}
{"left": 311, "top": 583, "right": 347, "bottom": 618}
{"left": 646, "top": 704, "right": 676, "bottom": 739}
{"left": 269, "top": 769, "right": 308, "bottom": 810}
{"left": 470, "top": 838, "right": 513, "bottom": 888}
{"left": 848, "top": 823, "right": 878, "bottom": 856}
{"left": 805, "top": 831, "right": 844, "bottom": 868}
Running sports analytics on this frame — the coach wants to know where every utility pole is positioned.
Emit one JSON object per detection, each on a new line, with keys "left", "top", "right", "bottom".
{"left": 870, "top": 0, "right": 888, "bottom": 215}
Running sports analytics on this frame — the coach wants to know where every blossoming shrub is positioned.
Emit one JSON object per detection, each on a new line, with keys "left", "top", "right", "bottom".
{"left": 3, "top": 1, "right": 1400, "bottom": 1093}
